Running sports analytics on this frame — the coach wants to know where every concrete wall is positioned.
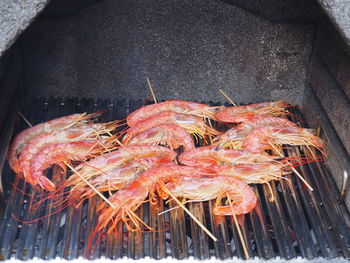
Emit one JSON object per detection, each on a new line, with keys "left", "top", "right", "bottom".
{"left": 20, "top": 0, "right": 315, "bottom": 105}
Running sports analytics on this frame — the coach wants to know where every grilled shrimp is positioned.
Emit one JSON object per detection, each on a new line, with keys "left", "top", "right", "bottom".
{"left": 122, "top": 111, "right": 221, "bottom": 144}
{"left": 58, "top": 157, "right": 169, "bottom": 208}
{"left": 213, "top": 163, "right": 290, "bottom": 184}
{"left": 127, "top": 100, "right": 225, "bottom": 126}
{"left": 127, "top": 124, "right": 195, "bottom": 151}
{"left": 8, "top": 112, "right": 98, "bottom": 172}
{"left": 18, "top": 123, "right": 115, "bottom": 182}
{"left": 71, "top": 145, "right": 177, "bottom": 184}
{"left": 30, "top": 140, "right": 107, "bottom": 191}
{"left": 162, "top": 176, "right": 257, "bottom": 216}
{"left": 178, "top": 146, "right": 278, "bottom": 167}
{"left": 215, "top": 101, "right": 290, "bottom": 123}
{"left": 214, "top": 116, "right": 297, "bottom": 148}
{"left": 96, "top": 164, "right": 212, "bottom": 232}
{"left": 242, "top": 126, "right": 325, "bottom": 154}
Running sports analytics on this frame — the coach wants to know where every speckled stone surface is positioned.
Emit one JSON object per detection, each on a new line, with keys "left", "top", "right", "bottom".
{"left": 21, "top": 0, "right": 314, "bottom": 105}
{"left": 0, "top": 0, "right": 49, "bottom": 57}
{"left": 317, "top": 0, "right": 350, "bottom": 46}
{"left": 0, "top": 0, "right": 349, "bottom": 62}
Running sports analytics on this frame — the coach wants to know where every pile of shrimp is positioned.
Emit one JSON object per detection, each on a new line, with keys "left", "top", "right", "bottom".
{"left": 7, "top": 112, "right": 121, "bottom": 191}
{"left": 7, "top": 99, "right": 325, "bottom": 244}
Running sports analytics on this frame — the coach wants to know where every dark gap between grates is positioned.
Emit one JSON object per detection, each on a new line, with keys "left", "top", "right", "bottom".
{"left": 0, "top": 97, "right": 349, "bottom": 260}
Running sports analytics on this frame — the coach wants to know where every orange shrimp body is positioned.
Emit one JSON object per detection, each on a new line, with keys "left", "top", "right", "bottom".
{"left": 242, "top": 126, "right": 325, "bottom": 154}
{"left": 127, "top": 124, "right": 195, "bottom": 151}
{"left": 215, "top": 101, "right": 290, "bottom": 123}
{"left": 213, "top": 163, "right": 290, "bottom": 184}
{"left": 30, "top": 141, "right": 107, "bottom": 191}
{"left": 178, "top": 146, "right": 278, "bottom": 167}
{"left": 73, "top": 145, "right": 177, "bottom": 183}
{"left": 8, "top": 112, "right": 95, "bottom": 172}
{"left": 96, "top": 164, "right": 211, "bottom": 232}
{"left": 127, "top": 100, "right": 225, "bottom": 126}
{"left": 214, "top": 116, "right": 297, "bottom": 148}
{"left": 122, "top": 111, "right": 221, "bottom": 144}
{"left": 63, "top": 157, "right": 168, "bottom": 207}
{"left": 18, "top": 123, "right": 114, "bottom": 182}
{"left": 163, "top": 176, "right": 257, "bottom": 215}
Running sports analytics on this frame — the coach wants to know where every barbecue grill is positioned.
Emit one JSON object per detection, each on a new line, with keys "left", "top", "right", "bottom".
{"left": 0, "top": 0, "right": 349, "bottom": 262}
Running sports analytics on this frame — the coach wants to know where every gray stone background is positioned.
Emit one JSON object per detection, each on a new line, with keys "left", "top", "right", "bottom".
{"left": 17, "top": 0, "right": 317, "bottom": 105}
{"left": 0, "top": 0, "right": 49, "bottom": 57}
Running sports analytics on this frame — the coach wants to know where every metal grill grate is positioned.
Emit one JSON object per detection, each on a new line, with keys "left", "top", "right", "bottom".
{"left": 0, "top": 97, "right": 350, "bottom": 261}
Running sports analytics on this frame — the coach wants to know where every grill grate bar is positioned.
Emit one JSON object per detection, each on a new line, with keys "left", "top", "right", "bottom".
{"left": 126, "top": 101, "right": 145, "bottom": 260}
{"left": 0, "top": 176, "right": 24, "bottom": 260}
{"left": 168, "top": 200, "right": 189, "bottom": 259}
{"left": 228, "top": 213, "right": 247, "bottom": 258}
{"left": 318, "top": 162, "right": 350, "bottom": 226}
{"left": 105, "top": 99, "right": 126, "bottom": 259}
{"left": 82, "top": 96, "right": 104, "bottom": 260}
{"left": 249, "top": 187, "right": 275, "bottom": 259}
{"left": 1, "top": 98, "right": 350, "bottom": 261}
{"left": 15, "top": 177, "right": 43, "bottom": 260}
{"left": 62, "top": 203, "right": 83, "bottom": 259}
{"left": 41, "top": 166, "right": 66, "bottom": 259}
{"left": 279, "top": 174, "right": 318, "bottom": 258}
{"left": 230, "top": 209, "right": 254, "bottom": 258}
{"left": 209, "top": 200, "right": 232, "bottom": 259}
{"left": 306, "top": 154, "right": 350, "bottom": 257}
{"left": 240, "top": 211, "right": 254, "bottom": 256}
{"left": 275, "top": 145, "right": 318, "bottom": 258}
{"left": 84, "top": 196, "right": 101, "bottom": 259}
{"left": 58, "top": 98, "right": 79, "bottom": 259}
{"left": 149, "top": 199, "right": 166, "bottom": 259}
{"left": 127, "top": 207, "right": 144, "bottom": 259}
{"left": 60, "top": 98, "right": 86, "bottom": 260}
{"left": 261, "top": 182, "right": 296, "bottom": 259}
{"left": 289, "top": 109, "right": 350, "bottom": 258}
{"left": 39, "top": 97, "right": 65, "bottom": 260}
{"left": 2, "top": 97, "right": 44, "bottom": 260}
{"left": 16, "top": 98, "right": 47, "bottom": 259}
{"left": 292, "top": 154, "right": 338, "bottom": 258}
{"left": 188, "top": 202, "right": 210, "bottom": 259}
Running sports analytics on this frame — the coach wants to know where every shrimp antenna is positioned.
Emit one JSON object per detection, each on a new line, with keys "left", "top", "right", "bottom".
{"left": 146, "top": 77, "right": 158, "bottom": 103}
{"left": 268, "top": 142, "right": 314, "bottom": 191}
{"left": 219, "top": 89, "right": 237, "bottom": 106}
